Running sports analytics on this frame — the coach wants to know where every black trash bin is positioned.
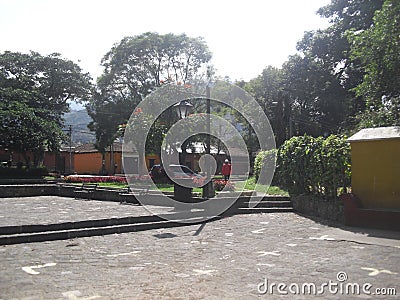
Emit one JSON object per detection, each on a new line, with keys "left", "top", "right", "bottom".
{"left": 173, "top": 180, "right": 193, "bottom": 203}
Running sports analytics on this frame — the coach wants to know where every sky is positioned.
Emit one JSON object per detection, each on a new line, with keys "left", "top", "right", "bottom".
{"left": 0, "top": 0, "right": 331, "bottom": 83}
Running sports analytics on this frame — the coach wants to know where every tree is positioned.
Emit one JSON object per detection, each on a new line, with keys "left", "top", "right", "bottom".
{"left": 348, "top": 0, "right": 400, "bottom": 110}
{"left": 88, "top": 32, "right": 212, "bottom": 173}
{"left": 280, "top": 55, "right": 350, "bottom": 137}
{"left": 0, "top": 51, "right": 92, "bottom": 166}
{"left": 0, "top": 51, "right": 92, "bottom": 109}
{"left": 0, "top": 88, "right": 63, "bottom": 165}
{"left": 299, "top": 0, "right": 384, "bottom": 78}
{"left": 244, "top": 66, "right": 286, "bottom": 145}
{"left": 296, "top": 0, "right": 385, "bottom": 121}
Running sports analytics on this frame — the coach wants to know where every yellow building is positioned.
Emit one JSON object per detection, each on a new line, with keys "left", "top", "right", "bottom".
{"left": 348, "top": 126, "right": 400, "bottom": 210}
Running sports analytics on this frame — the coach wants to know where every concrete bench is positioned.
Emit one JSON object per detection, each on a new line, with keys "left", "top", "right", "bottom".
{"left": 74, "top": 183, "right": 98, "bottom": 200}
{"left": 119, "top": 186, "right": 151, "bottom": 197}
{"left": 118, "top": 187, "right": 149, "bottom": 205}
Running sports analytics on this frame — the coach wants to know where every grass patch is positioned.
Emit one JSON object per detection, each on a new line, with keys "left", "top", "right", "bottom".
{"left": 96, "top": 182, "right": 128, "bottom": 188}
{"left": 234, "top": 177, "right": 289, "bottom": 196}
{"left": 86, "top": 177, "right": 288, "bottom": 196}
{"left": 95, "top": 182, "right": 204, "bottom": 193}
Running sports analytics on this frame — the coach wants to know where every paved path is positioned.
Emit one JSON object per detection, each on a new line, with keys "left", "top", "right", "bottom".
{"left": 0, "top": 196, "right": 399, "bottom": 299}
{"left": 0, "top": 196, "right": 172, "bottom": 226}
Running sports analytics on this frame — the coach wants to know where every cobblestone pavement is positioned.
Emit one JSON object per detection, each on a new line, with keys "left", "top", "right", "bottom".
{"left": 0, "top": 196, "right": 172, "bottom": 226}
{"left": 0, "top": 197, "right": 399, "bottom": 299}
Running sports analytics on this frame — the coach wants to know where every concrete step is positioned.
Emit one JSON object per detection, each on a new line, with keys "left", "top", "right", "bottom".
{"left": 0, "top": 214, "right": 215, "bottom": 246}
{"left": 240, "top": 200, "right": 292, "bottom": 208}
{"left": 0, "top": 215, "right": 165, "bottom": 235}
{"left": 0, "top": 220, "right": 180, "bottom": 246}
{"left": 222, "top": 206, "right": 293, "bottom": 216}
{"left": 261, "top": 196, "right": 290, "bottom": 201}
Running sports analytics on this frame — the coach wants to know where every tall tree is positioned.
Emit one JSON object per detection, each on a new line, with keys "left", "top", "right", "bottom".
{"left": 347, "top": 0, "right": 400, "bottom": 128}
{"left": 0, "top": 51, "right": 92, "bottom": 166}
{"left": 245, "top": 66, "right": 286, "bottom": 145}
{"left": 296, "top": 0, "right": 385, "bottom": 119}
{"left": 348, "top": 0, "right": 400, "bottom": 105}
{"left": 280, "top": 55, "right": 350, "bottom": 137}
{"left": 88, "top": 32, "right": 212, "bottom": 173}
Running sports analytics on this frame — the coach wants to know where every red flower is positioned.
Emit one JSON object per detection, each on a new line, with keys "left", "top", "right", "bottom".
{"left": 64, "top": 176, "right": 127, "bottom": 183}
{"left": 213, "top": 179, "right": 235, "bottom": 191}
{"left": 133, "top": 107, "right": 143, "bottom": 115}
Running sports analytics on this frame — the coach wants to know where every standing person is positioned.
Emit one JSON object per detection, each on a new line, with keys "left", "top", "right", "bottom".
{"left": 221, "top": 159, "right": 232, "bottom": 181}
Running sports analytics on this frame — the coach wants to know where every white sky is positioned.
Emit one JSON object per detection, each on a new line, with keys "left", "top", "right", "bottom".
{"left": 0, "top": 0, "right": 330, "bottom": 82}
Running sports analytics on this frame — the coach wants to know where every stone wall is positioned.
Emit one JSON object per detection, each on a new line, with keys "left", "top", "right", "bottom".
{"left": 0, "top": 184, "right": 58, "bottom": 197}
{"left": 291, "top": 194, "right": 345, "bottom": 223}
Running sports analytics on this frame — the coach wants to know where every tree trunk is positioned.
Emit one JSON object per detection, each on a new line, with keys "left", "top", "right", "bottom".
{"left": 138, "top": 150, "right": 147, "bottom": 176}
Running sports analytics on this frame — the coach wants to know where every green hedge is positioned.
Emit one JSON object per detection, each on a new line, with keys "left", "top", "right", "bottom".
{"left": 255, "top": 135, "right": 351, "bottom": 199}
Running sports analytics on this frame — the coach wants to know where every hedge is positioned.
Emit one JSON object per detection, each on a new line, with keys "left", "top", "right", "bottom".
{"left": 255, "top": 135, "right": 351, "bottom": 200}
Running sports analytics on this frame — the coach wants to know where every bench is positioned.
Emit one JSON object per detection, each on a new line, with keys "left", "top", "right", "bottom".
{"left": 120, "top": 186, "right": 151, "bottom": 196}
{"left": 74, "top": 183, "right": 98, "bottom": 200}
{"left": 119, "top": 186, "right": 150, "bottom": 205}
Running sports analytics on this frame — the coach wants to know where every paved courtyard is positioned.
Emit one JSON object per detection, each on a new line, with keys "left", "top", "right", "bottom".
{"left": 0, "top": 196, "right": 399, "bottom": 299}
{"left": 0, "top": 196, "right": 173, "bottom": 226}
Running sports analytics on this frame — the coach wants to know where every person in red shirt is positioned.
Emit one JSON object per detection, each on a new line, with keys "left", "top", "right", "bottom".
{"left": 221, "top": 159, "right": 232, "bottom": 181}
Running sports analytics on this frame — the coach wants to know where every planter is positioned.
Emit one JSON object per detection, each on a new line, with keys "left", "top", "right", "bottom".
{"left": 173, "top": 179, "right": 193, "bottom": 202}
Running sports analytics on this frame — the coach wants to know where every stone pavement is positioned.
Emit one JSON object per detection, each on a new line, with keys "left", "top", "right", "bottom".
{"left": 0, "top": 196, "right": 399, "bottom": 299}
{"left": 0, "top": 196, "right": 173, "bottom": 226}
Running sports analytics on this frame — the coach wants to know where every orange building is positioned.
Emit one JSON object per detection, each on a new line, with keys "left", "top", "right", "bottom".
{"left": 73, "top": 143, "right": 161, "bottom": 175}
{"left": 0, "top": 148, "right": 73, "bottom": 174}
{"left": 74, "top": 143, "right": 122, "bottom": 175}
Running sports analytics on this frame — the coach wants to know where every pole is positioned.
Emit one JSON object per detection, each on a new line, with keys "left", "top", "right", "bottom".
{"left": 111, "top": 142, "right": 114, "bottom": 175}
{"left": 206, "top": 85, "right": 211, "bottom": 157}
{"left": 69, "top": 125, "right": 72, "bottom": 174}
{"left": 203, "top": 84, "right": 215, "bottom": 198}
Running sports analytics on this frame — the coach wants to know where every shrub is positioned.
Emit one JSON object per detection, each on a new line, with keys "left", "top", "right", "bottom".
{"left": 255, "top": 135, "right": 351, "bottom": 200}
{"left": 213, "top": 179, "right": 235, "bottom": 191}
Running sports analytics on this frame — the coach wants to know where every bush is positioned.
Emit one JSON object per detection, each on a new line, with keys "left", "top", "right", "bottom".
{"left": 255, "top": 135, "right": 351, "bottom": 200}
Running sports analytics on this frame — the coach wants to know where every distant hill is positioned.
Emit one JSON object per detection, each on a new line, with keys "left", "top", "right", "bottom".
{"left": 63, "top": 109, "right": 96, "bottom": 145}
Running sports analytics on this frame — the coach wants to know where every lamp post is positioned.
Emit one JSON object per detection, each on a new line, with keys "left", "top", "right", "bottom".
{"left": 203, "top": 84, "right": 215, "bottom": 198}
{"left": 68, "top": 125, "right": 73, "bottom": 174}
{"left": 174, "top": 85, "right": 215, "bottom": 199}
{"left": 173, "top": 100, "right": 193, "bottom": 119}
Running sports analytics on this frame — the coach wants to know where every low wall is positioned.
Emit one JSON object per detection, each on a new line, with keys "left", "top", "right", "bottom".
{"left": 0, "top": 184, "right": 131, "bottom": 202}
{"left": 341, "top": 193, "right": 400, "bottom": 231}
{"left": 58, "top": 184, "right": 136, "bottom": 203}
{"left": 291, "top": 194, "right": 345, "bottom": 223}
{"left": 0, "top": 184, "right": 292, "bottom": 214}
{"left": 0, "top": 184, "right": 58, "bottom": 197}
{"left": 0, "top": 179, "right": 48, "bottom": 185}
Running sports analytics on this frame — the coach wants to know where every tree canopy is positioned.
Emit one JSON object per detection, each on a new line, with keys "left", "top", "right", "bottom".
{"left": 348, "top": 0, "right": 400, "bottom": 104}
{"left": 87, "top": 32, "right": 212, "bottom": 153}
{"left": 0, "top": 51, "right": 92, "bottom": 166}
{"left": 245, "top": 0, "right": 398, "bottom": 140}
